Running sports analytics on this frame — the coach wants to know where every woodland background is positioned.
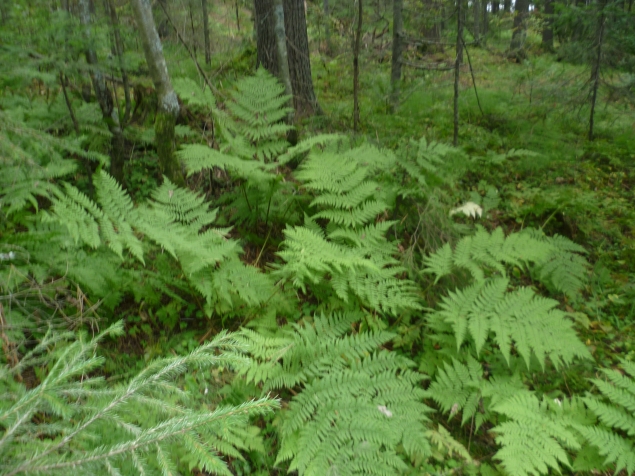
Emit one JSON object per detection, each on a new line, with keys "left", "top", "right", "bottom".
{"left": 1, "top": 0, "right": 635, "bottom": 474}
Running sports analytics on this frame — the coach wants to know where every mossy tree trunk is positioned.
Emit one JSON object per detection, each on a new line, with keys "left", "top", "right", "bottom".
{"left": 390, "top": 0, "right": 403, "bottom": 112}
{"left": 79, "top": 0, "right": 126, "bottom": 183}
{"left": 131, "top": 0, "right": 185, "bottom": 187}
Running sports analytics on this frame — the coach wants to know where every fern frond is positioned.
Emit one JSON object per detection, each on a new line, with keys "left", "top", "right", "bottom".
{"left": 430, "top": 277, "right": 590, "bottom": 368}
{"left": 493, "top": 393, "right": 584, "bottom": 476}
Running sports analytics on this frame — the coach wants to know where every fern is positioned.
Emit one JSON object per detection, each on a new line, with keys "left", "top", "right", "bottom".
{"left": 424, "top": 226, "right": 589, "bottom": 299}
{"left": 429, "top": 276, "right": 590, "bottom": 368}
{"left": 276, "top": 143, "right": 419, "bottom": 315}
{"left": 233, "top": 312, "right": 432, "bottom": 475}
{"left": 579, "top": 358, "right": 635, "bottom": 474}
{"left": 492, "top": 393, "right": 589, "bottom": 476}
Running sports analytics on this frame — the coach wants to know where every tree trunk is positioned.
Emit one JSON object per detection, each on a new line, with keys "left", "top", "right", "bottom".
{"left": 202, "top": 0, "right": 211, "bottom": 65}
{"left": 323, "top": 0, "right": 332, "bottom": 54}
{"left": 482, "top": 0, "right": 488, "bottom": 36}
{"left": 104, "top": 0, "right": 132, "bottom": 125}
{"left": 589, "top": 0, "right": 606, "bottom": 141}
{"left": 541, "top": 0, "right": 554, "bottom": 52}
{"left": 390, "top": 0, "right": 403, "bottom": 112}
{"left": 492, "top": 1, "right": 500, "bottom": 14}
{"left": 510, "top": 0, "right": 529, "bottom": 60}
{"left": 473, "top": 0, "right": 480, "bottom": 42}
{"left": 273, "top": 0, "right": 294, "bottom": 122}
{"left": 131, "top": 0, "right": 185, "bottom": 186}
{"left": 254, "top": 0, "right": 321, "bottom": 117}
{"left": 503, "top": 0, "right": 511, "bottom": 13}
{"left": 454, "top": 0, "right": 464, "bottom": 146}
{"left": 422, "top": 0, "right": 442, "bottom": 51}
{"left": 79, "top": 0, "right": 126, "bottom": 183}
{"left": 353, "top": 0, "right": 362, "bottom": 132}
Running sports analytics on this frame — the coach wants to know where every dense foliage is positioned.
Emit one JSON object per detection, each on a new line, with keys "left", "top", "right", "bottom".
{"left": 1, "top": 0, "right": 635, "bottom": 475}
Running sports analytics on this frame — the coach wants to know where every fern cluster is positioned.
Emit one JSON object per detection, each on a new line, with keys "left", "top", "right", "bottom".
{"left": 276, "top": 143, "right": 421, "bottom": 315}
{"left": 233, "top": 312, "right": 435, "bottom": 475}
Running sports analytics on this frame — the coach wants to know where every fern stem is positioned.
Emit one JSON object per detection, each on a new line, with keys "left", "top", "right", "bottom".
{"left": 254, "top": 226, "right": 272, "bottom": 267}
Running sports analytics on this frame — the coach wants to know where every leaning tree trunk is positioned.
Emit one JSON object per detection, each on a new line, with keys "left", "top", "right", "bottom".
{"left": 454, "top": 0, "right": 464, "bottom": 146}
{"left": 588, "top": 0, "right": 606, "bottom": 141}
{"left": 79, "top": 0, "right": 126, "bottom": 183}
{"left": 254, "top": 0, "right": 321, "bottom": 117}
{"left": 510, "top": 0, "right": 529, "bottom": 61}
{"left": 353, "top": 0, "right": 362, "bottom": 132}
{"left": 541, "top": 0, "right": 554, "bottom": 52}
{"left": 131, "top": 0, "right": 185, "bottom": 186}
{"left": 202, "top": 0, "right": 211, "bottom": 65}
{"left": 390, "top": 0, "right": 403, "bottom": 112}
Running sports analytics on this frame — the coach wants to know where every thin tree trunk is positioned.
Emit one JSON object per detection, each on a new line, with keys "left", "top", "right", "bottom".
{"left": 60, "top": 72, "right": 80, "bottom": 134}
{"left": 235, "top": 0, "right": 240, "bottom": 30}
{"left": 353, "top": 0, "right": 362, "bottom": 132}
{"left": 79, "top": 0, "right": 126, "bottom": 183}
{"left": 273, "top": 0, "right": 294, "bottom": 123}
{"left": 188, "top": 0, "right": 197, "bottom": 56}
{"left": 541, "top": 0, "right": 554, "bottom": 51}
{"left": 131, "top": 0, "right": 185, "bottom": 186}
{"left": 202, "top": 0, "right": 211, "bottom": 65}
{"left": 482, "top": 0, "right": 488, "bottom": 36}
{"left": 104, "top": 0, "right": 132, "bottom": 125}
{"left": 454, "top": 0, "right": 464, "bottom": 146}
{"left": 492, "top": 1, "right": 499, "bottom": 14}
{"left": 589, "top": 0, "right": 606, "bottom": 141}
{"left": 323, "top": 0, "right": 332, "bottom": 54}
{"left": 504, "top": 0, "right": 511, "bottom": 13}
{"left": 473, "top": 0, "right": 480, "bottom": 42}
{"left": 390, "top": 0, "right": 403, "bottom": 112}
{"left": 510, "top": 0, "right": 529, "bottom": 60}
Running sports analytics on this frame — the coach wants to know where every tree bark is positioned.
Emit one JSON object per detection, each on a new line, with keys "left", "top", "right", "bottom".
{"left": 492, "top": 1, "right": 500, "bottom": 14}
{"left": 323, "top": 0, "right": 332, "bottom": 54}
{"left": 503, "top": 0, "right": 511, "bottom": 13}
{"left": 541, "top": 0, "right": 554, "bottom": 52}
{"left": 454, "top": 0, "right": 464, "bottom": 146}
{"left": 510, "top": 0, "right": 529, "bottom": 60}
{"left": 473, "top": 0, "right": 480, "bottom": 42}
{"left": 482, "top": 0, "right": 488, "bottom": 36}
{"left": 390, "top": 0, "right": 403, "bottom": 112}
{"left": 79, "top": 0, "right": 126, "bottom": 183}
{"left": 254, "top": 0, "right": 321, "bottom": 117}
{"left": 131, "top": 0, "right": 185, "bottom": 186}
{"left": 202, "top": 0, "right": 211, "bottom": 65}
{"left": 104, "top": 0, "right": 132, "bottom": 125}
{"left": 589, "top": 0, "right": 606, "bottom": 141}
{"left": 273, "top": 0, "right": 294, "bottom": 122}
{"left": 353, "top": 0, "right": 362, "bottom": 132}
